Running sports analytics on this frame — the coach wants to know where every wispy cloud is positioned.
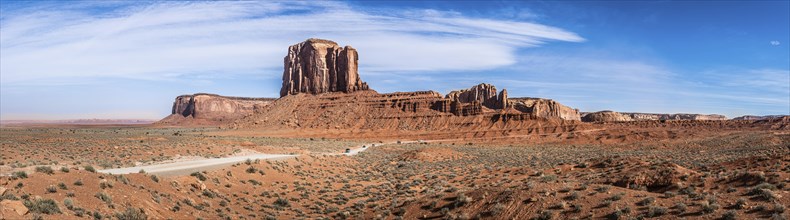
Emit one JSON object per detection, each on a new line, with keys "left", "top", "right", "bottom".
{"left": 0, "top": 1, "right": 583, "bottom": 86}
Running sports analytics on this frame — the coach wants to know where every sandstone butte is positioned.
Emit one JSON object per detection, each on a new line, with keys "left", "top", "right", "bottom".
{"left": 158, "top": 38, "right": 728, "bottom": 127}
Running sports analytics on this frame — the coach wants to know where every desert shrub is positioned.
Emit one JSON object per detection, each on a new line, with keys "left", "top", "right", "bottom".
{"left": 646, "top": 206, "right": 667, "bottom": 217}
{"left": 64, "top": 198, "right": 74, "bottom": 210}
{"left": 150, "top": 175, "right": 159, "bottom": 183}
{"left": 702, "top": 202, "right": 719, "bottom": 214}
{"left": 24, "top": 198, "right": 61, "bottom": 214}
{"left": 674, "top": 202, "right": 687, "bottom": 213}
{"left": 453, "top": 193, "right": 472, "bottom": 208}
{"left": 36, "top": 166, "right": 54, "bottom": 175}
{"left": 246, "top": 166, "right": 258, "bottom": 174}
{"left": 775, "top": 202, "right": 786, "bottom": 214}
{"left": 274, "top": 198, "right": 289, "bottom": 207}
{"left": 84, "top": 165, "right": 96, "bottom": 173}
{"left": 12, "top": 171, "right": 28, "bottom": 179}
{"left": 637, "top": 197, "right": 655, "bottom": 206}
{"left": 46, "top": 185, "right": 57, "bottom": 193}
{"left": 115, "top": 207, "right": 147, "bottom": 220}
{"left": 722, "top": 210, "right": 737, "bottom": 220}
{"left": 74, "top": 179, "right": 84, "bottom": 186}
{"left": 541, "top": 174, "right": 557, "bottom": 182}
{"left": 202, "top": 190, "right": 217, "bottom": 198}
{"left": 571, "top": 204, "right": 582, "bottom": 213}
{"left": 566, "top": 192, "right": 580, "bottom": 200}
{"left": 755, "top": 188, "right": 780, "bottom": 201}
{"left": 95, "top": 192, "right": 112, "bottom": 205}
{"left": 99, "top": 181, "right": 113, "bottom": 189}
{"left": 770, "top": 213, "right": 787, "bottom": 220}
{"left": 550, "top": 201, "right": 567, "bottom": 209}
{"left": 596, "top": 185, "right": 611, "bottom": 193}
{"left": 735, "top": 198, "right": 747, "bottom": 209}
{"left": 0, "top": 192, "right": 19, "bottom": 200}
{"left": 58, "top": 182, "right": 68, "bottom": 190}
{"left": 607, "top": 193, "right": 624, "bottom": 201}
{"left": 536, "top": 210, "right": 553, "bottom": 220}
{"left": 191, "top": 172, "right": 207, "bottom": 181}
{"left": 663, "top": 191, "right": 676, "bottom": 198}
{"left": 60, "top": 167, "right": 70, "bottom": 173}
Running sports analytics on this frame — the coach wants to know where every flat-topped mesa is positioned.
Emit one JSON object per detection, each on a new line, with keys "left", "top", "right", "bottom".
{"left": 280, "top": 38, "right": 369, "bottom": 97}
{"left": 160, "top": 93, "right": 275, "bottom": 125}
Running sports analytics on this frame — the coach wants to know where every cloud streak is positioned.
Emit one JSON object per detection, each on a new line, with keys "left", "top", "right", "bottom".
{"left": 0, "top": 1, "right": 584, "bottom": 85}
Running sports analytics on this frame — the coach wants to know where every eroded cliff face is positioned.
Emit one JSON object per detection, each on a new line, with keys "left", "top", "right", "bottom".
{"left": 582, "top": 111, "right": 634, "bottom": 122}
{"left": 582, "top": 111, "right": 729, "bottom": 122}
{"left": 161, "top": 94, "right": 275, "bottom": 124}
{"left": 280, "top": 38, "right": 369, "bottom": 97}
{"left": 510, "top": 98, "right": 581, "bottom": 121}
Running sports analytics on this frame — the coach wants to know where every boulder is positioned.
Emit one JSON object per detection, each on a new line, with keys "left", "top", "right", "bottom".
{"left": 280, "top": 38, "right": 369, "bottom": 97}
{"left": 1, "top": 200, "right": 28, "bottom": 216}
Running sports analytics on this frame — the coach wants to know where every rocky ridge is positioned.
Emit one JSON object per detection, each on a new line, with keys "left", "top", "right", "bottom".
{"left": 582, "top": 111, "right": 729, "bottom": 122}
{"left": 158, "top": 38, "right": 733, "bottom": 128}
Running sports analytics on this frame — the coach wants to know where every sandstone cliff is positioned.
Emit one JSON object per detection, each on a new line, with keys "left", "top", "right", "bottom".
{"left": 280, "top": 38, "right": 369, "bottom": 97}
{"left": 446, "top": 83, "right": 498, "bottom": 104}
{"left": 582, "top": 111, "right": 729, "bottom": 122}
{"left": 621, "top": 113, "right": 727, "bottom": 121}
{"left": 510, "top": 97, "right": 581, "bottom": 121}
{"left": 159, "top": 93, "right": 274, "bottom": 125}
{"left": 733, "top": 115, "right": 788, "bottom": 120}
{"left": 582, "top": 111, "right": 634, "bottom": 122}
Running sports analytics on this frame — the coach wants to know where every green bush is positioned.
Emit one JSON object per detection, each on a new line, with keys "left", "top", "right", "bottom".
{"left": 35, "top": 166, "right": 54, "bottom": 175}
{"left": 24, "top": 198, "right": 61, "bottom": 214}
{"left": 115, "top": 207, "right": 148, "bottom": 220}
{"left": 12, "top": 171, "right": 28, "bottom": 179}
{"left": 274, "top": 198, "right": 289, "bottom": 207}
{"left": 84, "top": 165, "right": 96, "bottom": 173}
{"left": 191, "top": 172, "right": 207, "bottom": 181}
{"left": 95, "top": 192, "right": 112, "bottom": 205}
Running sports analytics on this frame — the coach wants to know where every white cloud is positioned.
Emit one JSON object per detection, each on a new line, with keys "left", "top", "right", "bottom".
{"left": 0, "top": 1, "right": 584, "bottom": 85}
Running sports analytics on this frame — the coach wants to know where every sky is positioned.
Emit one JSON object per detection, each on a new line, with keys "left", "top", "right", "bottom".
{"left": 0, "top": 0, "right": 788, "bottom": 120}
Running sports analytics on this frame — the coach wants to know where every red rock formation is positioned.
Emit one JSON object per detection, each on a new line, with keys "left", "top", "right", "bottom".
{"left": 446, "top": 83, "right": 498, "bottom": 104}
{"left": 280, "top": 38, "right": 369, "bottom": 97}
{"left": 510, "top": 97, "right": 581, "bottom": 121}
{"left": 159, "top": 93, "right": 274, "bottom": 125}
{"left": 621, "top": 112, "right": 727, "bottom": 121}
{"left": 581, "top": 111, "right": 634, "bottom": 122}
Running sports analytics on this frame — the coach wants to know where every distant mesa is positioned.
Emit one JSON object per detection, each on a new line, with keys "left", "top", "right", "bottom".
{"left": 581, "top": 111, "right": 728, "bottom": 122}
{"left": 581, "top": 111, "right": 633, "bottom": 122}
{"left": 158, "top": 38, "right": 734, "bottom": 128}
{"left": 159, "top": 93, "right": 274, "bottom": 125}
{"left": 732, "top": 115, "right": 788, "bottom": 120}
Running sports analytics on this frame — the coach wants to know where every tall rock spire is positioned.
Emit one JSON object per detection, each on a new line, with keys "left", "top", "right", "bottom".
{"left": 280, "top": 38, "right": 369, "bottom": 97}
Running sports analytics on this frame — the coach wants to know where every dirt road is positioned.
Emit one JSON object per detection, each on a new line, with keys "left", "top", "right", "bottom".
{"left": 98, "top": 154, "right": 297, "bottom": 176}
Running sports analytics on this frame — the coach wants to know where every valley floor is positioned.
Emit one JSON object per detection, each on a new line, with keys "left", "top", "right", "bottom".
{"left": 0, "top": 122, "right": 788, "bottom": 219}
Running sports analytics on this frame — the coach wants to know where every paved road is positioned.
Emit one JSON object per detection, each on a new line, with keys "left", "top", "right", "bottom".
{"left": 98, "top": 154, "right": 297, "bottom": 176}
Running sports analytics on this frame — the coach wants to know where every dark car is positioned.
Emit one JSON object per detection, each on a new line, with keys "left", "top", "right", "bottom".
{"left": 345, "top": 148, "right": 351, "bottom": 153}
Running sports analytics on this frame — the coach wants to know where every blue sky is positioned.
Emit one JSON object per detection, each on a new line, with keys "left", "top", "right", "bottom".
{"left": 1, "top": 1, "right": 788, "bottom": 120}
